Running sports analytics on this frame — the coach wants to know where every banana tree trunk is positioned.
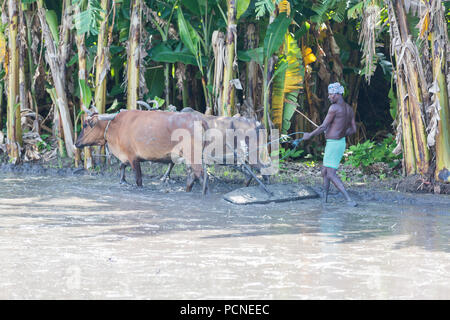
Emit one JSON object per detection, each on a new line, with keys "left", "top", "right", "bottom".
{"left": 244, "top": 23, "right": 259, "bottom": 117}
{"left": 126, "top": 0, "right": 141, "bottom": 110}
{"left": 24, "top": 6, "right": 39, "bottom": 134}
{"left": 302, "top": 39, "right": 321, "bottom": 134}
{"left": 18, "top": 5, "right": 28, "bottom": 113}
{"left": 221, "top": 0, "right": 237, "bottom": 116}
{"left": 164, "top": 63, "right": 170, "bottom": 108}
{"left": 388, "top": 0, "right": 430, "bottom": 177}
{"left": 432, "top": 41, "right": 450, "bottom": 182}
{"left": 75, "top": 5, "right": 92, "bottom": 170}
{"left": 94, "top": 0, "right": 110, "bottom": 164}
{"left": 46, "top": 87, "right": 65, "bottom": 156}
{"left": 430, "top": 0, "right": 450, "bottom": 182}
{"left": 36, "top": 0, "right": 75, "bottom": 158}
{"left": 212, "top": 30, "right": 225, "bottom": 115}
{"left": 394, "top": 0, "right": 430, "bottom": 175}
{"left": 398, "top": 75, "right": 417, "bottom": 175}
{"left": 7, "top": 0, "right": 21, "bottom": 163}
{"left": 94, "top": 0, "right": 109, "bottom": 114}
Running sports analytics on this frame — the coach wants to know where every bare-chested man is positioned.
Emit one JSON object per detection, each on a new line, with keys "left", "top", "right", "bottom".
{"left": 302, "top": 82, "right": 357, "bottom": 207}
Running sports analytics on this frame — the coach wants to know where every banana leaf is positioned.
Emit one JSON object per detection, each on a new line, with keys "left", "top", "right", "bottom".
{"left": 237, "top": 47, "right": 264, "bottom": 65}
{"left": 263, "top": 13, "right": 291, "bottom": 59}
{"left": 181, "top": 0, "right": 205, "bottom": 15}
{"left": 237, "top": 0, "right": 251, "bottom": 19}
{"left": 45, "top": 10, "right": 59, "bottom": 43}
{"left": 78, "top": 79, "right": 92, "bottom": 108}
{"left": 177, "top": 7, "right": 201, "bottom": 58}
{"left": 271, "top": 33, "right": 303, "bottom": 134}
{"left": 150, "top": 43, "right": 201, "bottom": 66}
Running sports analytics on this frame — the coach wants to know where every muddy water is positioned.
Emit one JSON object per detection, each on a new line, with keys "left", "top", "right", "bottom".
{"left": 0, "top": 172, "right": 449, "bottom": 299}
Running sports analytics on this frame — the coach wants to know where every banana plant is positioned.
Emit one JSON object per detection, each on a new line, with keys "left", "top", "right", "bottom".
{"left": 271, "top": 33, "right": 304, "bottom": 134}
{"left": 239, "top": 12, "right": 291, "bottom": 130}
{"left": 221, "top": 0, "right": 251, "bottom": 116}
{"left": 271, "top": 0, "right": 306, "bottom": 135}
{"left": 126, "top": 0, "right": 141, "bottom": 110}
{"left": 147, "top": 0, "right": 178, "bottom": 107}
{"left": 6, "top": 0, "right": 22, "bottom": 163}
{"left": 176, "top": 4, "right": 211, "bottom": 112}
{"left": 36, "top": 0, "right": 76, "bottom": 158}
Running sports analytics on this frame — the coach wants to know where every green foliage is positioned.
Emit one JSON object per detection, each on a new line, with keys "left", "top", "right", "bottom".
{"left": 345, "top": 135, "right": 401, "bottom": 169}
{"left": 78, "top": 79, "right": 92, "bottom": 108}
{"left": 255, "top": 0, "right": 277, "bottom": 20}
{"left": 388, "top": 82, "right": 397, "bottom": 120}
{"left": 311, "top": 0, "right": 347, "bottom": 23}
{"left": 339, "top": 170, "right": 348, "bottom": 182}
{"left": 271, "top": 145, "right": 304, "bottom": 164}
{"left": 237, "top": 0, "right": 251, "bottom": 19}
{"left": 21, "top": 0, "right": 39, "bottom": 4}
{"left": 263, "top": 13, "right": 292, "bottom": 58}
{"left": 37, "top": 134, "right": 51, "bottom": 152}
{"left": 150, "top": 43, "right": 199, "bottom": 66}
{"left": 347, "top": 1, "right": 364, "bottom": 19}
{"left": 238, "top": 47, "right": 264, "bottom": 65}
{"left": 45, "top": 10, "right": 59, "bottom": 43}
{"left": 177, "top": 7, "right": 201, "bottom": 59}
{"left": 72, "top": 0, "right": 104, "bottom": 36}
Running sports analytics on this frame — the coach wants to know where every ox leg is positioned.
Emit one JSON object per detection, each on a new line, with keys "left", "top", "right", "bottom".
{"left": 244, "top": 174, "right": 253, "bottom": 187}
{"left": 161, "top": 162, "right": 174, "bottom": 182}
{"left": 202, "top": 163, "right": 209, "bottom": 195}
{"left": 185, "top": 166, "right": 195, "bottom": 192}
{"left": 185, "top": 164, "right": 207, "bottom": 194}
{"left": 131, "top": 160, "right": 143, "bottom": 187}
{"left": 119, "top": 163, "right": 130, "bottom": 185}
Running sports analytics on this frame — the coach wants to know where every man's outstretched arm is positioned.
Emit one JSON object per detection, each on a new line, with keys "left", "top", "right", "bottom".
{"left": 303, "top": 106, "right": 337, "bottom": 140}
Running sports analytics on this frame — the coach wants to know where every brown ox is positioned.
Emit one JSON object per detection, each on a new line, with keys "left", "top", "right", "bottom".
{"left": 75, "top": 107, "right": 209, "bottom": 194}
{"left": 161, "top": 108, "right": 272, "bottom": 186}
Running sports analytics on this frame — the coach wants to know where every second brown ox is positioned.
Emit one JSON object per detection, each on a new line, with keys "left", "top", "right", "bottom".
{"left": 161, "top": 108, "right": 272, "bottom": 186}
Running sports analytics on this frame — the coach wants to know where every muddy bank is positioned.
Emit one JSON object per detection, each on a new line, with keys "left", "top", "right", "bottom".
{"left": 1, "top": 159, "right": 448, "bottom": 207}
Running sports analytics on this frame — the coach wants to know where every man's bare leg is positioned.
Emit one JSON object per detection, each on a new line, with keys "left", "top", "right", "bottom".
{"left": 327, "top": 167, "right": 357, "bottom": 207}
{"left": 322, "top": 166, "right": 330, "bottom": 203}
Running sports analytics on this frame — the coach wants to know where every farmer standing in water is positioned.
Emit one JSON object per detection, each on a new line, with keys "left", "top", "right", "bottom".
{"left": 302, "top": 82, "right": 358, "bottom": 207}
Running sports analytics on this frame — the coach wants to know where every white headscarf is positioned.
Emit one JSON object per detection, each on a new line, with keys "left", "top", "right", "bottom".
{"left": 328, "top": 82, "right": 345, "bottom": 95}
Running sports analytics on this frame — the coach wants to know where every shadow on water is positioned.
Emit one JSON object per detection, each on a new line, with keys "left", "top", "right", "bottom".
{"left": 1, "top": 172, "right": 450, "bottom": 253}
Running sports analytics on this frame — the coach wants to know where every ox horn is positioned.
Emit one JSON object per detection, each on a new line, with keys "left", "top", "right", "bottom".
{"left": 137, "top": 100, "right": 159, "bottom": 110}
{"left": 148, "top": 100, "right": 160, "bottom": 109}
{"left": 81, "top": 104, "right": 93, "bottom": 116}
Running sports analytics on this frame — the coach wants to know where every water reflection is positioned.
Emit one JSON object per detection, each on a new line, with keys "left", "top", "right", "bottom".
{"left": 1, "top": 172, "right": 449, "bottom": 253}
{"left": 1, "top": 172, "right": 450, "bottom": 299}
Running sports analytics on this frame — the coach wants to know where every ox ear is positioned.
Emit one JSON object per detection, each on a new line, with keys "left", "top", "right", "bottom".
{"left": 91, "top": 105, "right": 99, "bottom": 114}
{"left": 87, "top": 117, "right": 96, "bottom": 128}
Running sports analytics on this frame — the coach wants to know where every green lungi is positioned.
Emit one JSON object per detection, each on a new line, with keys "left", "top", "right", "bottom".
{"left": 323, "top": 137, "right": 346, "bottom": 169}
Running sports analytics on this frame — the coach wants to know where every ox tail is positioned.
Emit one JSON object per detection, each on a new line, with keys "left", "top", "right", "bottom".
{"left": 201, "top": 117, "right": 209, "bottom": 195}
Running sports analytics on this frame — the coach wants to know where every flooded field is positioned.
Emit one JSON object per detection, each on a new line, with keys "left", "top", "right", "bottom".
{"left": 0, "top": 170, "right": 449, "bottom": 299}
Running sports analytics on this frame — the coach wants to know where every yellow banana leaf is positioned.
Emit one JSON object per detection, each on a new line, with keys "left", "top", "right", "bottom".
{"left": 271, "top": 32, "right": 303, "bottom": 133}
